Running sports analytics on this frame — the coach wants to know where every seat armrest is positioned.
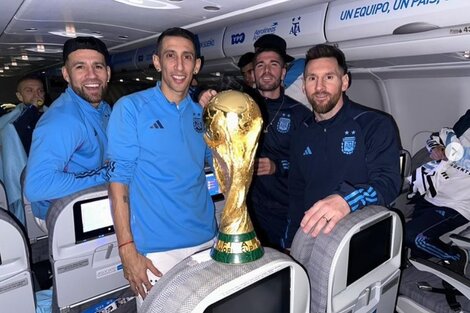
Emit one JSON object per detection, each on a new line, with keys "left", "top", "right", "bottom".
{"left": 410, "top": 258, "right": 470, "bottom": 299}
{"left": 450, "top": 234, "right": 470, "bottom": 250}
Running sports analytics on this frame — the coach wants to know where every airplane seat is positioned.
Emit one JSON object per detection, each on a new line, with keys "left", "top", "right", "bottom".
{"left": 0, "top": 208, "right": 36, "bottom": 313}
{"left": 20, "top": 167, "right": 49, "bottom": 264}
{"left": 399, "top": 148, "right": 412, "bottom": 192}
{"left": 397, "top": 226, "right": 470, "bottom": 313}
{"left": 395, "top": 144, "right": 470, "bottom": 312}
{"left": 392, "top": 147, "right": 432, "bottom": 221}
{"left": 47, "top": 185, "right": 133, "bottom": 313}
{"left": 0, "top": 179, "right": 8, "bottom": 211}
{"left": 291, "top": 205, "right": 403, "bottom": 313}
{"left": 0, "top": 123, "right": 27, "bottom": 224}
{"left": 141, "top": 247, "right": 310, "bottom": 313}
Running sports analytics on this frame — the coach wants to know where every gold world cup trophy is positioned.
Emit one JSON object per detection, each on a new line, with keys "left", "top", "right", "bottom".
{"left": 204, "top": 90, "right": 264, "bottom": 264}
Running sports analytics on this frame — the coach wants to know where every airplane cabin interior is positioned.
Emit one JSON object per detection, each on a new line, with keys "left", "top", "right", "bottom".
{"left": 1, "top": 0, "right": 470, "bottom": 312}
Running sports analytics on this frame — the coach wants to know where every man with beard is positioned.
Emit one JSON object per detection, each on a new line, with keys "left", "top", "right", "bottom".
{"left": 25, "top": 37, "right": 111, "bottom": 229}
{"left": 106, "top": 28, "right": 216, "bottom": 306}
{"left": 248, "top": 36, "right": 311, "bottom": 250}
{"left": 286, "top": 44, "right": 401, "bottom": 247}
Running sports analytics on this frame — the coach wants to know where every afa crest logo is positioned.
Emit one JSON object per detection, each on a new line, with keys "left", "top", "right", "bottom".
{"left": 277, "top": 114, "right": 291, "bottom": 133}
{"left": 341, "top": 130, "right": 356, "bottom": 155}
{"left": 193, "top": 114, "right": 204, "bottom": 133}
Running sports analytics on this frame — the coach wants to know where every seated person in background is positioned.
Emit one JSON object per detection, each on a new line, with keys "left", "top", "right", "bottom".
{"left": 25, "top": 37, "right": 112, "bottom": 229}
{"left": 11, "top": 75, "right": 46, "bottom": 155}
{"left": 0, "top": 75, "right": 46, "bottom": 223}
{"left": 287, "top": 44, "right": 401, "bottom": 247}
{"left": 405, "top": 109, "right": 470, "bottom": 275}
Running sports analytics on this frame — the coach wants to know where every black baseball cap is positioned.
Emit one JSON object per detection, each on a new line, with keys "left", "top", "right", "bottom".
{"left": 237, "top": 52, "right": 255, "bottom": 69}
{"left": 253, "top": 34, "right": 294, "bottom": 62}
{"left": 62, "top": 37, "right": 110, "bottom": 64}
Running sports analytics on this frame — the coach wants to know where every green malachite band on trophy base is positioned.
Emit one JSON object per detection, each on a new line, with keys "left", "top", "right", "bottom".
{"left": 217, "top": 231, "right": 256, "bottom": 242}
{"left": 211, "top": 231, "right": 264, "bottom": 264}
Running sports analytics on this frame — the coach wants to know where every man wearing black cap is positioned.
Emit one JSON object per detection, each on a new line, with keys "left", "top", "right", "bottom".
{"left": 247, "top": 34, "right": 311, "bottom": 250}
{"left": 254, "top": 34, "right": 295, "bottom": 63}
{"left": 25, "top": 36, "right": 112, "bottom": 229}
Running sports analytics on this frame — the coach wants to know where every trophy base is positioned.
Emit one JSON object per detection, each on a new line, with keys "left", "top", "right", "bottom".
{"left": 210, "top": 231, "right": 264, "bottom": 264}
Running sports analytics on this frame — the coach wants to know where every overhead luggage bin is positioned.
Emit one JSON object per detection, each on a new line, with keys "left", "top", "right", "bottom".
{"left": 198, "top": 28, "right": 226, "bottom": 61}
{"left": 326, "top": 0, "right": 470, "bottom": 42}
{"left": 325, "top": 0, "right": 470, "bottom": 62}
{"left": 223, "top": 3, "right": 327, "bottom": 58}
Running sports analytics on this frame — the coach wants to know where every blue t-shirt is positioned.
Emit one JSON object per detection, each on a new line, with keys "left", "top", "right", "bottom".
{"left": 106, "top": 83, "right": 216, "bottom": 254}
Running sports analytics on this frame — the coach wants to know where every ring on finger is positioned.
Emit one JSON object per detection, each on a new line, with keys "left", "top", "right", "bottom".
{"left": 321, "top": 216, "right": 331, "bottom": 223}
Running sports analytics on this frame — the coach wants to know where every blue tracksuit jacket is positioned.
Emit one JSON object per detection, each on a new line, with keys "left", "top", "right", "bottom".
{"left": 287, "top": 97, "right": 401, "bottom": 246}
{"left": 25, "top": 87, "right": 111, "bottom": 219}
{"left": 106, "top": 83, "right": 216, "bottom": 254}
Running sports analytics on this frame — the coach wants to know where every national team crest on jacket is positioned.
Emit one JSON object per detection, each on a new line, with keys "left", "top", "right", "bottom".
{"left": 277, "top": 113, "right": 291, "bottom": 133}
{"left": 193, "top": 113, "right": 204, "bottom": 133}
{"left": 341, "top": 130, "right": 356, "bottom": 155}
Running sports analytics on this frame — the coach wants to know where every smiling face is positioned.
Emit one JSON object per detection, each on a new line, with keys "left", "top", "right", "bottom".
{"left": 303, "top": 57, "right": 349, "bottom": 121}
{"left": 254, "top": 51, "right": 286, "bottom": 99}
{"left": 62, "top": 49, "right": 110, "bottom": 107}
{"left": 153, "top": 35, "right": 201, "bottom": 104}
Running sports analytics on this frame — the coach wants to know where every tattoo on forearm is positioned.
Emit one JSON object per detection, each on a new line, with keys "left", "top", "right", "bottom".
{"left": 123, "top": 195, "right": 129, "bottom": 204}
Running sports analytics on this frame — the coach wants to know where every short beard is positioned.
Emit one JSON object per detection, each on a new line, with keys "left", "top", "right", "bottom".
{"left": 256, "top": 76, "right": 281, "bottom": 92}
{"left": 308, "top": 91, "right": 341, "bottom": 115}
{"left": 74, "top": 86, "right": 107, "bottom": 105}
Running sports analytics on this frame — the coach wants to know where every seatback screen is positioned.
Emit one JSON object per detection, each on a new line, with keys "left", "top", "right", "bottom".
{"left": 206, "top": 172, "right": 224, "bottom": 201}
{"left": 347, "top": 216, "right": 392, "bottom": 286}
{"left": 204, "top": 267, "right": 290, "bottom": 313}
{"left": 73, "top": 196, "right": 114, "bottom": 244}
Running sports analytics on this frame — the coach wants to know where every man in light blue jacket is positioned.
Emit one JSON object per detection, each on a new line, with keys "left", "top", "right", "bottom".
{"left": 106, "top": 27, "right": 216, "bottom": 306}
{"left": 25, "top": 37, "right": 112, "bottom": 230}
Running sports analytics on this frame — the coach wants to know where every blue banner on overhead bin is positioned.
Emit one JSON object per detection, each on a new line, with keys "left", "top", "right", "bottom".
{"left": 326, "top": 0, "right": 470, "bottom": 42}
{"left": 223, "top": 3, "right": 327, "bottom": 57}
{"left": 197, "top": 28, "right": 225, "bottom": 60}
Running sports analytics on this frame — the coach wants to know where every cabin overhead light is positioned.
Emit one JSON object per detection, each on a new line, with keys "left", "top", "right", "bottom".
{"left": 24, "top": 27, "right": 38, "bottom": 32}
{"left": 204, "top": 6, "right": 220, "bottom": 11}
{"left": 0, "top": 69, "right": 3, "bottom": 73}
{"left": 65, "top": 24, "right": 76, "bottom": 37}
{"left": 146, "top": 76, "right": 154, "bottom": 81}
{"left": 118, "top": 35, "right": 129, "bottom": 39}
{"left": 135, "top": 78, "right": 140, "bottom": 81}
{"left": 113, "top": 0, "right": 179, "bottom": 9}
{"left": 49, "top": 30, "right": 103, "bottom": 38}
{"left": 25, "top": 45, "right": 62, "bottom": 54}
{"left": 4, "top": 66, "right": 9, "bottom": 70}
{"left": 15, "top": 55, "right": 45, "bottom": 61}
{"left": 119, "top": 79, "right": 124, "bottom": 82}
{"left": 463, "top": 51, "right": 470, "bottom": 59}
{"left": 11, "top": 61, "right": 18, "bottom": 66}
